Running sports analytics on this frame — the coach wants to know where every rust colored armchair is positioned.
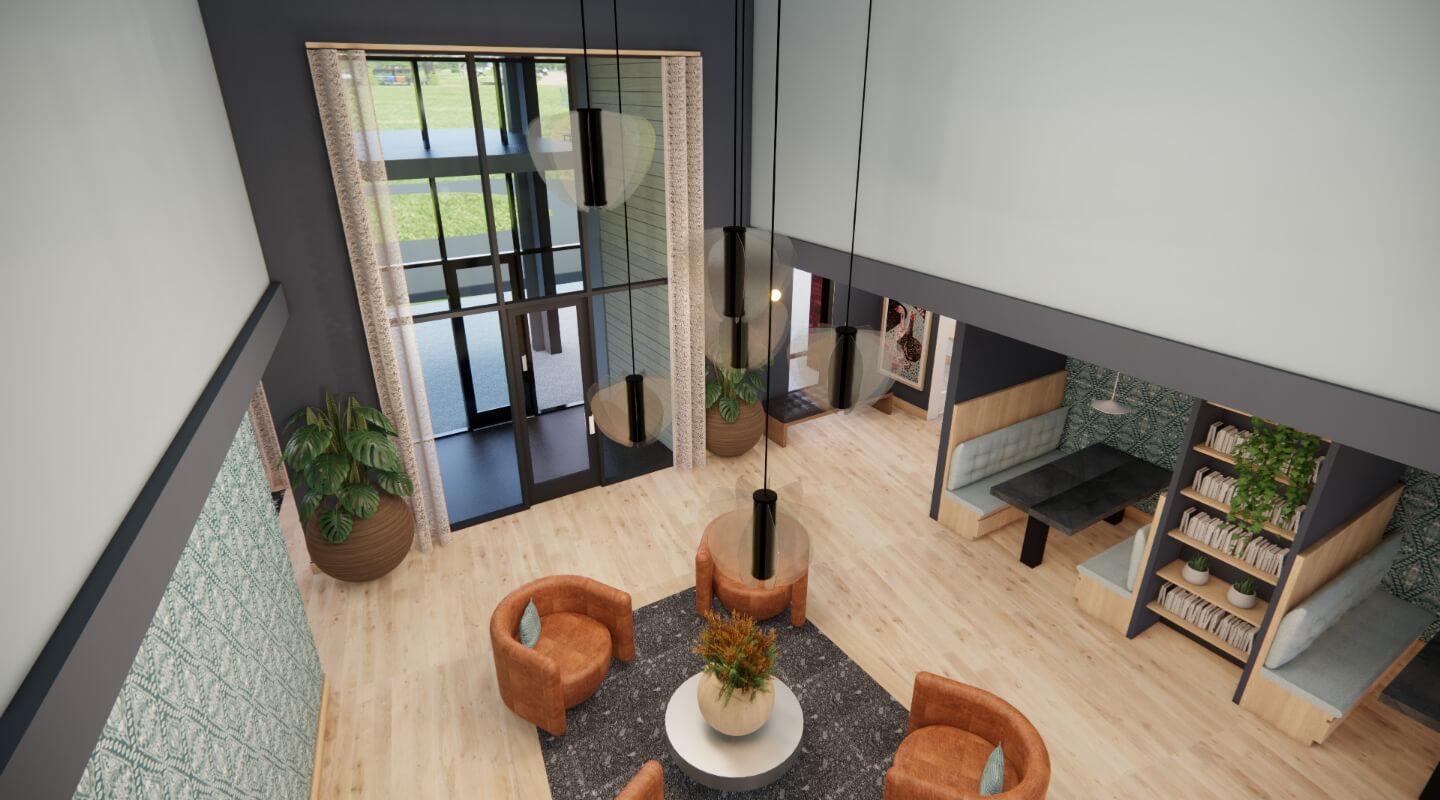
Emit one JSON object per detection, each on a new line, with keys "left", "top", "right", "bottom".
{"left": 696, "top": 530, "right": 807, "bottom": 627}
{"left": 490, "top": 575, "right": 635, "bottom": 736}
{"left": 884, "top": 672, "right": 1050, "bottom": 800}
{"left": 615, "top": 760, "right": 663, "bottom": 799}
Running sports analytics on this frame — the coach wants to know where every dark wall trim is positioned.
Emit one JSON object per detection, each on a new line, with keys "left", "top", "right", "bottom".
{"left": 788, "top": 237, "right": 1440, "bottom": 475}
{"left": 0, "top": 285, "right": 288, "bottom": 797}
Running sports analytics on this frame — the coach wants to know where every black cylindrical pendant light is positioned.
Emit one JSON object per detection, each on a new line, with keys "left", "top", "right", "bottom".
{"left": 752, "top": 488, "right": 777, "bottom": 581}
{"left": 624, "top": 373, "right": 646, "bottom": 443}
{"left": 831, "top": 325, "right": 858, "bottom": 410}
{"left": 722, "top": 226, "right": 746, "bottom": 317}
{"left": 576, "top": 106, "right": 607, "bottom": 208}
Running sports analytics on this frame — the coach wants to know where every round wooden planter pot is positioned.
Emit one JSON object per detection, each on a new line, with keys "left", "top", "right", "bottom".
{"left": 304, "top": 493, "right": 414, "bottom": 582}
{"left": 706, "top": 402, "right": 765, "bottom": 457}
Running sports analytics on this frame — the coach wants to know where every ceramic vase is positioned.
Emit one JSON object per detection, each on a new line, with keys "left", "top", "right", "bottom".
{"left": 1181, "top": 564, "right": 1210, "bottom": 586}
{"left": 697, "top": 671, "right": 774, "bottom": 736}
{"left": 1227, "top": 585, "right": 1257, "bottom": 609}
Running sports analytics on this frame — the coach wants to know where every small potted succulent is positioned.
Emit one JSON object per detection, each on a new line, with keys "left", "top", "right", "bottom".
{"left": 693, "top": 609, "right": 778, "bottom": 736}
{"left": 1227, "top": 576, "right": 1258, "bottom": 609}
{"left": 1181, "top": 554, "right": 1211, "bottom": 586}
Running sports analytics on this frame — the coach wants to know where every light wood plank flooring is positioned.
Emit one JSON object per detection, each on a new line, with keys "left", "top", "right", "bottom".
{"left": 281, "top": 406, "right": 1440, "bottom": 799}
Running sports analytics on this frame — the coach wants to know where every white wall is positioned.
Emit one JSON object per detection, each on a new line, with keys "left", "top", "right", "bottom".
{"left": 753, "top": 0, "right": 1440, "bottom": 413}
{"left": 0, "top": 0, "right": 270, "bottom": 711}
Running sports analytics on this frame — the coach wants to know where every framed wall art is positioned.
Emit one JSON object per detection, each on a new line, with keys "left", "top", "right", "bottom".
{"left": 879, "top": 297, "right": 931, "bottom": 390}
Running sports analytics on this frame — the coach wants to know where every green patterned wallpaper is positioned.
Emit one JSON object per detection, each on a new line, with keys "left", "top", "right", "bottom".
{"left": 1383, "top": 468, "right": 1440, "bottom": 640}
{"left": 72, "top": 414, "right": 323, "bottom": 799}
{"left": 1059, "top": 358, "right": 1194, "bottom": 512}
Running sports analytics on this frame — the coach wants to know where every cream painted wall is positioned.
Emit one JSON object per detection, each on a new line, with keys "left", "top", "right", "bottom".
{"left": 752, "top": 0, "right": 1440, "bottom": 413}
{"left": 0, "top": 0, "right": 270, "bottom": 711}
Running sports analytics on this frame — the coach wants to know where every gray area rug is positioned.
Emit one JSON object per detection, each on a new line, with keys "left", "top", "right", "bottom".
{"left": 538, "top": 588, "right": 909, "bottom": 798}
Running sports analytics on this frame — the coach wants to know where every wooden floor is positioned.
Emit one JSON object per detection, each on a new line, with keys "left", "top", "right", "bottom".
{"left": 282, "top": 406, "right": 1440, "bottom": 799}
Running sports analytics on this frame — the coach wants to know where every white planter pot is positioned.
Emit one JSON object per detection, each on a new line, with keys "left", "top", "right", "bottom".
{"left": 697, "top": 670, "right": 774, "bottom": 736}
{"left": 1227, "top": 586, "right": 1258, "bottom": 609}
{"left": 1181, "top": 565, "right": 1210, "bottom": 586}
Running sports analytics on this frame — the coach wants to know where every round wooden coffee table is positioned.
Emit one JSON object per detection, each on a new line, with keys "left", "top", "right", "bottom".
{"left": 663, "top": 673, "right": 804, "bottom": 791}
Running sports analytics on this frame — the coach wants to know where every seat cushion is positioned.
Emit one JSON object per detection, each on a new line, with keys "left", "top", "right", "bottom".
{"left": 1126, "top": 524, "right": 1150, "bottom": 592}
{"left": 1078, "top": 536, "right": 1137, "bottom": 597}
{"left": 534, "top": 612, "right": 613, "bottom": 708}
{"left": 894, "top": 725, "right": 1020, "bottom": 794}
{"left": 948, "top": 407, "right": 1068, "bottom": 490}
{"left": 1266, "top": 535, "right": 1403, "bottom": 669}
{"left": 1261, "top": 589, "right": 1432, "bottom": 718}
{"left": 947, "top": 449, "right": 1068, "bottom": 517}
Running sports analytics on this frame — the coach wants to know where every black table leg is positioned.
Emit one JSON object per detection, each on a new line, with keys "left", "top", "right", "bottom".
{"left": 1105, "top": 509, "right": 1126, "bottom": 525}
{"left": 1020, "top": 516, "right": 1050, "bottom": 568}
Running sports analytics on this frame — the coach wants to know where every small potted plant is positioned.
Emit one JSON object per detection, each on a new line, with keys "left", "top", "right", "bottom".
{"left": 705, "top": 362, "right": 767, "bottom": 457}
{"left": 1181, "top": 554, "right": 1211, "bottom": 586}
{"left": 1228, "top": 576, "right": 1258, "bottom": 609}
{"left": 693, "top": 610, "right": 778, "bottom": 736}
{"left": 283, "top": 390, "right": 416, "bottom": 582}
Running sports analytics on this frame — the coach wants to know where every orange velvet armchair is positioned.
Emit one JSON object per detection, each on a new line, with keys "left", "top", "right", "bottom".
{"left": 884, "top": 672, "right": 1050, "bottom": 800}
{"left": 615, "top": 760, "right": 664, "bottom": 799}
{"left": 696, "top": 530, "right": 807, "bottom": 626}
{"left": 490, "top": 575, "right": 635, "bottom": 736}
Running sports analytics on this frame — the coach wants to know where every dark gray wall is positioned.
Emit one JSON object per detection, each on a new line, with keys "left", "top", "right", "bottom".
{"left": 197, "top": 0, "right": 752, "bottom": 423}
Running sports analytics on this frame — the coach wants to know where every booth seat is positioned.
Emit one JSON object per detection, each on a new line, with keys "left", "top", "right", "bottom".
{"left": 1074, "top": 523, "right": 1151, "bottom": 634}
{"left": 1258, "top": 535, "right": 1432, "bottom": 729}
{"left": 940, "top": 407, "right": 1068, "bottom": 539}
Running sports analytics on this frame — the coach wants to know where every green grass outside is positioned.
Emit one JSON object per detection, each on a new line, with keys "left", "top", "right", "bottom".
{"left": 369, "top": 63, "right": 572, "bottom": 244}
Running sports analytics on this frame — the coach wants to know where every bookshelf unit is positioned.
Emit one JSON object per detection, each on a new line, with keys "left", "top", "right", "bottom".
{"left": 1127, "top": 398, "right": 1403, "bottom": 699}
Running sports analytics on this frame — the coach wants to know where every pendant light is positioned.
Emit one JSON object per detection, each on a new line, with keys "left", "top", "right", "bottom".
{"left": 703, "top": 0, "right": 790, "bottom": 371}
{"left": 585, "top": 0, "right": 669, "bottom": 447}
{"left": 527, "top": 0, "right": 656, "bottom": 212}
{"left": 811, "top": 0, "right": 892, "bottom": 413}
{"left": 1091, "top": 372, "right": 1134, "bottom": 416}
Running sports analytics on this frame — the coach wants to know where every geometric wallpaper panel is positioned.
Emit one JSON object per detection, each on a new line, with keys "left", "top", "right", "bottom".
{"left": 72, "top": 414, "right": 324, "bottom": 799}
{"left": 1383, "top": 468, "right": 1440, "bottom": 641}
{"left": 1059, "top": 357, "right": 1195, "bottom": 513}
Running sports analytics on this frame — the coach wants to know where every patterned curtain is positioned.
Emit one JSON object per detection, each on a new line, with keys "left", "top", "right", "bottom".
{"left": 248, "top": 382, "right": 289, "bottom": 493}
{"left": 308, "top": 49, "right": 450, "bottom": 551}
{"left": 662, "top": 56, "right": 706, "bottom": 469}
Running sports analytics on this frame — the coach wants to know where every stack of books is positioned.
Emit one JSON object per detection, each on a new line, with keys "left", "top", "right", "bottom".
{"left": 1158, "top": 583, "right": 1258, "bottom": 654}
{"left": 1178, "top": 508, "right": 1288, "bottom": 575}
{"left": 1191, "top": 467, "right": 1305, "bottom": 532}
{"left": 1205, "top": 421, "right": 1250, "bottom": 455}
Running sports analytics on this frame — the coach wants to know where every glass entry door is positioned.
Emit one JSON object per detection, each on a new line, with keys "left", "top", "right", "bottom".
{"left": 506, "top": 296, "right": 600, "bottom": 503}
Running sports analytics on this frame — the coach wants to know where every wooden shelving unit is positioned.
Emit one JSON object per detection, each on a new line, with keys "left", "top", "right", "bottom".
{"left": 1164, "top": 529, "right": 1278, "bottom": 585}
{"left": 1155, "top": 559, "right": 1268, "bottom": 626}
{"left": 1192, "top": 443, "right": 1292, "bottom": 485}
{"left": 1177, "top": 488, "right": 1296, "bottom": 541}
{"left": 1145, "top": 601, "right": 1248, "bottom": 662}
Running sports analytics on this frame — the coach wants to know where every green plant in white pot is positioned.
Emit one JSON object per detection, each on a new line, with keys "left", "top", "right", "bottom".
{"left": 282, "top": 390, "right": 415, "bottom": 582}
{"left": 1227, "top": 577, "right": 1258, "bottom": 610}
{"left": 1181, "top": 554, "right": 1210, "bottom": 586}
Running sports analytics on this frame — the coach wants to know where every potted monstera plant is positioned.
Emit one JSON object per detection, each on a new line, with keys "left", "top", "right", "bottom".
{"left": 282, "top": 391, "right": 415, "bottom": 582}
{"left": 705, "top": 362, "right": 766, "bottom": 457}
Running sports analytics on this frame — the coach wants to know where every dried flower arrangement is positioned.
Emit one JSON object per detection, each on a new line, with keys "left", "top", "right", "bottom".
{"left": 693, "top": 610, "right": 778, "bottom": 704}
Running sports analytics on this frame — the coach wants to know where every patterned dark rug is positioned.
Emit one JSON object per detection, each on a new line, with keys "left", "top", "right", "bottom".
{"left": 538, "top": 588, "right": 908, "bottom": 798}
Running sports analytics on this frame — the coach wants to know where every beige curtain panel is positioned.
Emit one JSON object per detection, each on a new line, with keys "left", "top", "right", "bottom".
{"left": 248, "top": 382, "right": 289, "bottom": 494}
{"left": 308, "top": 48, "right": 451, "bottom": 551}
{"left": 662, "top": 56, "right": 706, "bottom": 469}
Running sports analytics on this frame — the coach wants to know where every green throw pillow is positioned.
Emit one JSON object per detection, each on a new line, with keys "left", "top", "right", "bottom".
{"left": 518, "top": 599, "right": 541, "bottom": 647}
{"left": 978, "top": 743, "right": 1005, "bottom": 796}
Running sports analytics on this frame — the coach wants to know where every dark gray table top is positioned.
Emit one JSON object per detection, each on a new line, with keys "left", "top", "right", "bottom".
{"left": 989, "top": 443, "right": 1172, "bottom": 534}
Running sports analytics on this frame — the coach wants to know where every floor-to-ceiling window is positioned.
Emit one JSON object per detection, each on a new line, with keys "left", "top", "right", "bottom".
{"left": 366, "top": 52, "right": 672, "bottom": 528}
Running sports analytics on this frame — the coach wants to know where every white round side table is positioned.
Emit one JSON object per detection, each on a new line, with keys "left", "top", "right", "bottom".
{"left": 663, "top": 673, "right": 804, "bottom": 791}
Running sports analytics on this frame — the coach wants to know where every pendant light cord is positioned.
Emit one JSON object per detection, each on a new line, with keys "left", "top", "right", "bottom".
{"left": 840, "top": 0, "right": 875, "bottom": 328}
{"left": 578, "top": 0, "right": 593, "bottom": 104}
{"left": 734, "top": 0, "right": 746, "bottom": 226}
{"left": 761, "top": 0, "right": 783, "bottom": 492}
{"left": 611, "top": 0, "right": 638, "bottom": 372}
